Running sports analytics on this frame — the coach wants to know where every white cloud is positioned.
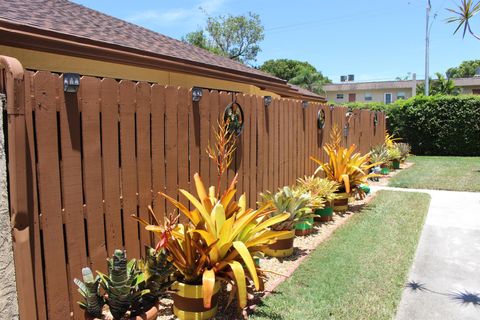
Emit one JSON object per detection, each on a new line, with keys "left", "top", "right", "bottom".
{"left": 126, "top": 0, "right": 227, "bottom": 26}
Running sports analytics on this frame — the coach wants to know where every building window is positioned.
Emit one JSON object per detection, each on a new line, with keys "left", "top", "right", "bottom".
{"left": 385, "top": 93, "right": 392, "bottom": 104}
{"left": 397, "top": 91, "right": 406, "bottom": 100}
{"left": 336, "top": 94, "right": 344, "bottom": 99}
{"left": 364, "top": 93, "right": 373, "bottom": 101}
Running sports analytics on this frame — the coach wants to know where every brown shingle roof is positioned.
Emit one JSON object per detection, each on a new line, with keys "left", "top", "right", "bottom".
{"left": 0, "top": 0, "right": 280, "bottom": 81}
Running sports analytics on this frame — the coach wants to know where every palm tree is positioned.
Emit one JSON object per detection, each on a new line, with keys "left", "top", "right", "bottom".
{"left": 416, "top": 73, "right": 460, "bottom": 95}
{"left": 447, "top": 0, "right": 480, "bottom": 40}
{"left": 433, "top": 73, "right": 459, "bottom": 95}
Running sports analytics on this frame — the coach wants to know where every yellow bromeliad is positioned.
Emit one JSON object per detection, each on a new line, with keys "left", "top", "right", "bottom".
{"left": 135, "top": 173, "right": 290, "bottom": 309}
{"left": 311, "top": 125, "right": 381, "bottom": 193}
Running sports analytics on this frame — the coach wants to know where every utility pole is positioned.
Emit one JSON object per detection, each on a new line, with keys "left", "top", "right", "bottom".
{"left": 424, "top": 0, "right": 431, "bottom": 96}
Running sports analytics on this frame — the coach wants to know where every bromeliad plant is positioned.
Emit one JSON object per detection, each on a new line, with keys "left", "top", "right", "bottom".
{"left": 74, "top": 249, "right": 173, "bottom": 319}
{"left": 311, "top": 125, "right": 380, "bottom": 194}
{"left": 135, "top": 119, "right": 291, "bottom": 310}
{"left": 137, "top": 174, "right": 290, "bottom": 309}
{"left": 369, "top": 144, "right": 389, "bottom": 165}
{"left": 295, "top": 176, "right": 340, "bottom": 206}
{"left": 260, "top": 186, "right": 315, "bottom": 231}
{"left": 97, "top": 250, "right": 148, "bottom": 319}
{"left": 396, "top": 142, "right": 411, "bottom": 161}
{"left": 74, "top": 268, "right": 104, "bottom": 318}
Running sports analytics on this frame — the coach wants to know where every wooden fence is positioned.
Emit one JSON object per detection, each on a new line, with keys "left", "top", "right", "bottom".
{"left": 1, "top": 63, "right": 386, "bottom": 319}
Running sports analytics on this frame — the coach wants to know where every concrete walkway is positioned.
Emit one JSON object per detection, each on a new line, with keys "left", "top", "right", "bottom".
{"left": 371, "top": 186, "right": 480, "bottom": 320}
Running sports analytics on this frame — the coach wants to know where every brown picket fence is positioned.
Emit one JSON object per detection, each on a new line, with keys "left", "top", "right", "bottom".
{"left": 1, "top": 61, "right": 386, "bottom": 320}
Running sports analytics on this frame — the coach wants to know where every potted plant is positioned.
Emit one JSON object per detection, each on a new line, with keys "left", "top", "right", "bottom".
{"left": 296, "top": 176, "right": 339, "bottom": 223}
{"left": 260, "top": 186, "right": 314, "bottom": 254}
{"left": 396, "top": 142, "right": 411, "bottom": 163}
{"left": 387, "top": 147, "right": 402, "bottom": 170}
{"left": 136, "top": 173, "right": 290, "bottom": 319}
{"left": 75, "top": 249, "right": 173, "bottom": 320}
{"left": 384, "top": 132, "right": 402, "bottom": 169}
{"left": 311, "top": 125, "right": 380, "bottom": 213}
{"left": 369, "top": 144, "right": 389, "bottom": 177}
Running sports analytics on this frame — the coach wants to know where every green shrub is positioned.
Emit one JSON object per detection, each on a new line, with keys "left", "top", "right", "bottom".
{"left": 338, "top": 95, "right": 480, "bottom": 156}
{"left": 388, "top": 95, "right": 480, "bottom": 156}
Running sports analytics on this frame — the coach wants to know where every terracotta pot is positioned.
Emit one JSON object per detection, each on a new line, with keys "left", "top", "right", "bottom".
{"left": 85, "top": 302, "right": 160, "bottom": 320}
{"left": 171, "top": 281, "right": 220, "bottom": 320}
{"left": 333, "top": 192, "right": 349, "bottom": 213}
{"left": 263, "top": 229, "right": 295, "bottom": 258}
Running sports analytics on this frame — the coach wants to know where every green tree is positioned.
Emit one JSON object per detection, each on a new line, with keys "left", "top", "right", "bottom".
{"left": 446, "top": 60, "right": 480, "bottom": 78}
{"left": 259, "top": 59, "right": 317, "bottom": 81}
{"left": 183, "top": 12, "right": 264, "bottom": 64}
{"left": 259, "top": 59, "right": 331, "bottom": 94}
{"left": 290, "top": 67, "right": 331, "bottom": 94}
{"left": 447, "top": 0, "right": 480, "bottom": 40}
{"left": 416, "top": 72, "right": 460, "bottom": 95}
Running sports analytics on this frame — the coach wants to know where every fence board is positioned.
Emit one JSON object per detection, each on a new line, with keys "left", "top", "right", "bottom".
{"left": 218, "top": 91, "right": 230, "bottom": 193}
{"left": 81, "top": 77, "right": 108, "bottom": 272}
{"left": 100, "top": 78, "right": 122, "bottom": 256}
{"left": 164, "top": 86, "right": 178, "bottom": 215}
{"left": 119, "top": 80, "right": 140, "bottom": 258}
{"left": 151, "top": 85, "right": 166, "bottom": 221}
{"left": 177, "top": 87, "right": 189, "bottom": 221}
{"left": 256, "top": 96, "right": 267, "bottom": 202}
{"left": 59, "top": 75, "right": 88, "bottom": 318}
{"left": 188, "top": 89, "right": 200, "bottom": 197}
{"left": 23, "top": 71, "right": 47, "bottom": 320}
{"left": 33, "top": 71, "right": 70, "bottom": 319}
{"left": 136, "top": 82, "right": 153, "bottom": 252}
{"left": 249, "top": 95, "right": 257, "bottom": 207}
{"left": 208, "top": 91, "right": 220, "bottom": 192}
{"left": 234, "top": 93, "right": 244, "bottom": 197}
{"left": 266, "top": 100, "right": 273, "bottom": 192}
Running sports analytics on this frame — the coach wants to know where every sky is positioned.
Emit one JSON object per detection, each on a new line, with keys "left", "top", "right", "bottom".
{"left": 71, "top": 0, "right": 480, "bottom": 82}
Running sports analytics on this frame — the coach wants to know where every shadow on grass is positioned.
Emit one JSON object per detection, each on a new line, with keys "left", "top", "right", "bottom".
{"left": 249, "top": 300, "right": 286, "bottom": 319}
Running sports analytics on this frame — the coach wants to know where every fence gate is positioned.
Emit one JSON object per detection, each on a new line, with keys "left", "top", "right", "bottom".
{"left": 1, "top": 55, "right": 386, "bottom": 320}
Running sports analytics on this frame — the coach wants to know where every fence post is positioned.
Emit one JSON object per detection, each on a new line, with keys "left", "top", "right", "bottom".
{"left": 1, "top": 55, "right": 36, "bottom": 320}
{"left": 0, "top": 56, "right": 22, "bottom": 319}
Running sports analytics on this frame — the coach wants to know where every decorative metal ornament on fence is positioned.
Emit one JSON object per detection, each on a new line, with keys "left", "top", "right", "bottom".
{"left": 224, "top": 101, "right": 244, "bottom": 136}
{"left": 317, "top": 109, "right": 326, "bottom": 129}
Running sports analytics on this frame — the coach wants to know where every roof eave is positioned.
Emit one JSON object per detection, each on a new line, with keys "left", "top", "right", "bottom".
{"left": 0, "top": 19, "right": 320, "bottom": 100}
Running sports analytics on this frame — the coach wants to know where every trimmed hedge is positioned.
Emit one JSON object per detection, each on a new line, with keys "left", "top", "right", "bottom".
{"left": 347, "top": 95, "right": 480, "bottom": 156}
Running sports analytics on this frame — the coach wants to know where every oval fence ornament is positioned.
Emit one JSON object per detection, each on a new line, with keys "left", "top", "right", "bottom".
{"left": 317, "top": 109, "right": 326, "bottom": 129}
{"left": 224, "top": 101, "right": 244, "bottom": 136}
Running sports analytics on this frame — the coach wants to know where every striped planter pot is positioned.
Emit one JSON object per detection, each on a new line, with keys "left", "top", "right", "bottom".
{"left": 392, "top": 159, "right": 400, "bottom": 169}
{"left": 333, "top": 192, "right": 349, "bottom": 213}
{"left": 263, "top": 230, "right": 295, "bottom": 258}
{"left": 295, "top": 217, "right": 314, "bottom": 236}
{"left": 172, "top": 281, "right": 220, "bottom": 320}
{"left": 314, "top": 205, "right": 334, "bottom": 222}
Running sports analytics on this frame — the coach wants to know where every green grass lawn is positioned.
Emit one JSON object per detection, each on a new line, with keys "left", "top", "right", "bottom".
{"left": 251, "top": 191, "right": 431, "bottom": 320}
{"left": 388, "top": 156, "right": 480, "bottom": 192}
